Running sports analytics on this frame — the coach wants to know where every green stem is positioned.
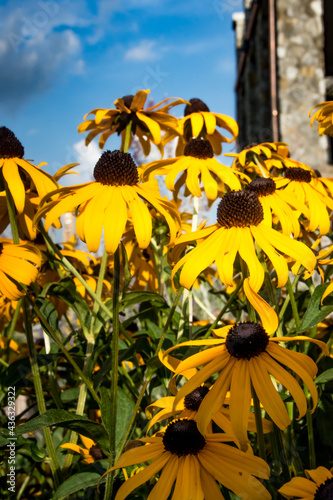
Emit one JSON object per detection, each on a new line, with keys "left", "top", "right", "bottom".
{"left": 305, "top": 387, "right": 316, "bottom": 469}
{"left": 25, "top": 294, "right": 100, "bottom": 405}
{"left": 23, "top": 298, "right": 61, "bottom": 488}
{"left": 203, "top": 278, "right": 244, "bottom": 339}
{"left": 253, "top": 154, "right": 268, "bottom": 178}
{"left": 286, "top": 277, "right": 300, "bottom": 330}
{"left": 104, "top": 246, "right": 121, "bottom": 500}
{"left": 251, "top": 385, "right": 267, "bottom": 461}
{"left": 63, "top": 333, "right": 96, "bottom": 472}
{"left": 115, "top": 287, "right": 183, "bottom": 461}
{"left": 278, "top": 273, "right": 301, "bottom": 335}
{"left": 273, "top": 424, "right": 291, "bottom": 482}
{"left": 122, "top": 121, "right": 132, "bottom": 153}
{"left": 4, "top": 182, "right": 20, "bottom": 244}
{"left": 90, "top": 248, "right": 108, "bottom": 335}
{"left": 40, "top": 225, "right": 114, "bottom": 323}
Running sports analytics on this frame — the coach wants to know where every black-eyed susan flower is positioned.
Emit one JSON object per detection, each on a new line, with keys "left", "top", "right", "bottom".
{"left": 0, "top": 239, "right": 41, "bottom": 300}
{"left": 163, "top": 98, "right": 239, "bottom": 156}
{"left": 123, "top": 230, "right": 158, "bottom": 292}
{"left": 107, "top": 418, "right": 271, "bottom": 500}
{"left": 226, "top": 142, "right": 289, "bottom": 177}
{"left": 78, "top": 89, "right": 186, "bottom": 154}
{"left": 142, "top": 138, "right": 241, "bottom": 202}
{"left": 309, "top": 101, "right": 333, "bottom": 136}
{"left": 0, "top": 127, "right": 58, "bottom": 214}
{"left": 279, "top": 466, "right": 333, "bottom": 499}
{"left": 171, "top": 190, "right": 316, "bottom": 293}
{"left": 61, "top": 435, "right": 105, "bottom": 464}
{"left": 245, "top": 177, "right": 302, "bottom": 237}
{"left": 275, "top": 167, "right": 333, "bottom": 236}
{"left": 146, "top": 384, "right": 273, "bottom": 448}
{"left": 161, "top": 322, "right": 328, "bottom": 446}
{"left": 35, "top": 150, "right": 181, "bottom": 254}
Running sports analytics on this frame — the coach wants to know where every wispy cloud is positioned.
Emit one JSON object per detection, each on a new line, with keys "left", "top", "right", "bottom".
{"left": 124, "top": 39, "right": 160, "bottom": 62}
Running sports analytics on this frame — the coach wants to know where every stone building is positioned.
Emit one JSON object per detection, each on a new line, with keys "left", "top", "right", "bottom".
{"left": 232, "top": 0, "right": 333, "bottom": 173}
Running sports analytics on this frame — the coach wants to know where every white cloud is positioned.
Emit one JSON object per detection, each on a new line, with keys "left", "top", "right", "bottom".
{"left": 125, "top": 39, "right": 159, "bottom": 62}
{"left": 60, "top": 140, "right": 101, "bottom": 187}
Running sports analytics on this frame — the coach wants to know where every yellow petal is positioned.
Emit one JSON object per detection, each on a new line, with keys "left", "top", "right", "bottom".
{"left": 121, "top": 186, "right": 152, "bottom": 248}
{"left": 238, "top": 228, "right": 264, "bottom": 292}
{"left": 104, "top": 187, "right": 128, "bottom": 253}
{"left": 131, "top": 89, "right": 149, "bottom": 110}
{"left": 2, "top": 159, "right": 26, "bottom": 213}
{"left": 229, "top": 359, "right": 252, "bottom": 445}
{"left": 136, "top": 112, "right": 161, "bottom": 144}
{"left": 190, "top": 113, "right": 204, "bottom": 138}
{"left": 202, "top": 112, "right": 216, "bottom": 135}
{"left": 243, "top": 278, "right": 278, "bottom": 334}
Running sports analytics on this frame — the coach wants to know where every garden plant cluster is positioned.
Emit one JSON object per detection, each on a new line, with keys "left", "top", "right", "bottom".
{"left": 0, "top": 90, "right": 333, "bottom": 499}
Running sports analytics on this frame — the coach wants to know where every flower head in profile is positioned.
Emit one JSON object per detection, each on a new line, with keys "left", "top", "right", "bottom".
{"left": 78, "top": 89, "right": 187, "bottom": 154}
{"left": 275, "top": 166, "right": 333, "bottom": 236}
{"left": 245, "top": 177, "right": 302, "bottom": 237}
{"left": 279, "top": 466, "right": 333, "bottom": 499}
{"left": 163, "top": 97, "right": 238, "bottom": 156}
{"left": 171, "top": 189, "right": 316, "bottom": 293}
{"left": 35, "top": 150, "right": 181, "bottom": 254}
{"left": 106, "top": 418, "right": 271, "bottom": 500}
{"left": 142, "top": 138, "right": 241, "bottom": 202}
{"left": 0, "top": 239, "right": 41, "bottom": 300}
{"left": 161, "top": 321, "right": 328, "bottom": 446}
{"left": 0, "top": 127, "right": 58, "bottom": 214}
{"left": 226, "top": 142, "right": 289, "bottom": 177}
{"left": 309, "top": 101, "right": 333, "bottom": 136}
{"left": 61, "top": 435, "right": 105, "bottom": 464}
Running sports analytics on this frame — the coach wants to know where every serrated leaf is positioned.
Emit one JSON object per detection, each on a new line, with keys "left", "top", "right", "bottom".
{"left": 15, "top": 410, "right": 109, "bottom": 451}
{"left": 52, "top": 472, "right": 102, "bottom": 499}
{"left": 315, "top": 368, "right": 333, "bottom": 384}
{"left": 298, "top": 283, "right": 333, "bottom": 333}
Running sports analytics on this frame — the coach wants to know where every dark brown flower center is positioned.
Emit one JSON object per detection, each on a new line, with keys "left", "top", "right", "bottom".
{"left": 245, "top": 178, "right": 276, "bottom": 197}
{"left": 217, "top": 190, "right": 264, "bottom": 228}
{"left": 284, "top": 167, "right": 311, "bottom": 183}
{"left": 184, "top": 138, "right": 214, "bottom": 159}
{"left": 120, "top": 95, "right": 134, "bottom": 109}
{"left": 93, "top": 150, "right": 139, "bottom": 186}
{"left": 314, "top": 478, "right": 333, "bottom": 500}
{"left": 162, "top": 419, "right": 206, "bottom": 456}
{"left": 225, "top": 322, "right": 269, "bottom": 359}
{"left": 0, "top": 127, "right": 24, "bottom": 159}
{"left": 89, "top": 444, "right": 105, "bottom": 461}
{"left": 184, "top": 386, "right": 209, "bottom": 411}
{"left": 184, "top": 98, "right": 210, "bottom": 116}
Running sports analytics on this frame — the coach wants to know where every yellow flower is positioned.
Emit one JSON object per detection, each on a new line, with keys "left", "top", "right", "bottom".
{"left": 161, "top": 322, "right": 328, "bottom": 446}
{"left": 123, "top": 229, "right": 158, "bottom": 292}
{"left": 35, "top": 151, "right": 181, "bottom": 254}
{"left": 309, "top": 101, "right": 333, "bottom": 136}
{"left": 106, "top": 418, "right": 271, "bottom": 500}
{"left": 245, "top": 177, "right": 302, "bottom": 237}
{"left": 163, "top": 97, "right": 238, "bottom": 156}
{"left": 0, "top": 239, "right": 41, "bottom": 300}
{"left": 61, "top": 435, "right": 104, "bottom": 464}
{"left": 226, "top": 142, "right": 289, "bottom": 177}
{"left": 171, "top": 190, "right": 316, "bottom": 293}
{"left": 78, "top": 89, "right": 186, "bottom": 154}
{"left": 275, "top": 167, "right": 333, "bottom": 236}
{"left": 0, "top": 127, "right": 58, "bottom": 214}
{"left": 279, "top": 466, "right": 333, "bottom": 499}
{"left": 142, "top": 138, "right": 241, "bottom": 202}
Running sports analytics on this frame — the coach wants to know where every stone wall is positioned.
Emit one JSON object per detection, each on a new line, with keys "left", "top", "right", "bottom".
{"left": 276, "top": 0, "right": 330, "bottom": 173}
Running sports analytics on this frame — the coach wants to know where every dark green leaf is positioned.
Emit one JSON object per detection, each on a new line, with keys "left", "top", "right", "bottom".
{"left": 116, "top": 388, "right": 135, "bottom": 450}
{"left": 299, "top": 283, "right": 333, "bottom": 333}
{"left": 15, "top": 410, "right": 109, "bottom": 451}
{"left": 315, "top": 369, "right": 333, "bottom": 384}
{"left": 35, "top": 297, "right": 59, "bottom": 335}
{"left": 120, "top": 291, "right": 168, "bottom": 311}
{"left": 53, "top": 472, "right": 102, "bottom": 499}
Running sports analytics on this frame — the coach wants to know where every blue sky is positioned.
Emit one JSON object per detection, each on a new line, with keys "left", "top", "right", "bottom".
{"left": 0, "top": 0, "right": 242, "bottom": 183}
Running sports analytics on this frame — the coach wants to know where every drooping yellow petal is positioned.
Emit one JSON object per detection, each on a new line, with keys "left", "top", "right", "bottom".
{"left": 147, "top": 454, "right": 178, "bottom": 500}
{"left": 200, "top": 466, "right": 224, "bottom": 500}
{"left": 278, "top": 476, "right": 317, "bottom": 498}
{"left": 113, "top": 454, "right": 170, "bottom": 500}
{"left": 136, "top": 112, "right": 161, "bottom": 144}
{"left": 104, "top": 187, "right": 128, "bottom": 253}
{"left": 243, "top": 278, "right": 278, "bottom": 334}
{"left": 306, "top": 466, "right": 333, "bottom": 485}
{"left": 202, "top": 112, "right": 216, "bottom": 135}
{"left": 185, "top": 164, "right": 202, "bottom": 197}
{"left": 215, "top": 227, "right": 241, "bottom": 288}
{"left": 200, "top": 164, "right": 218, "bottom": 200}
{"left": 229, "top": 359, "right": 252, "bottom": 445}
{"left": 190, "top": 113, "right": 204, "bottom": 138}
{"left": 238, "top": 228, "right": 264, "bottom": 292}
{"left": 82, "top": 184, "right": 110, "bottom": 253}
{"left": 2, "top": 159, "right": 26, "bottom": 213}
{"left": 121, "top": 186, "right": 152, "bottom": 248}
{"left": 249, "top": 357, "right": 290, "bottom": 429}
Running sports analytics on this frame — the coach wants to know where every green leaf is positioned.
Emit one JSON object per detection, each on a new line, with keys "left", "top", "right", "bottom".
{"left": 298, "top": 283, "right": 333, "bottom": 333}
{"left": 35, "top": 297, "right": 59, "bottom": 335}
{"left": 120, "top": 291, "right": 168, "bottom": 311}
{"left": 52, "top": 472, "right": 102, "bottom": 499}
{"left": 100, "top": 386, "right": 111, "bottom": 432}
{"left": 116, "top": 388, "right": 135, "bottom": 451}
{"left": 15, "top": 410, "right": 109, "bottom": 451}
{"left": 315, "top": 368, "right": 333, "bottom": 384}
